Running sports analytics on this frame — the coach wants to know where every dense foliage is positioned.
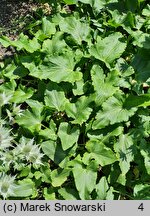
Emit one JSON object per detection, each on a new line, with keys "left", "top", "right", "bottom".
{"left": 0, "top": 0, "right": 150, "bottom": 200}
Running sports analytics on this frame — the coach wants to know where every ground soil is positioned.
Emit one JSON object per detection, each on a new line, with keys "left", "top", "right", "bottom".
{"left": 0, "top": 0, "right": 39, "bottom": 34}
{"left": 0, "top": 0, "right": 51, "bottom": 60}
{"left": 0, "top": 1, "right": 71, "bottom": 61}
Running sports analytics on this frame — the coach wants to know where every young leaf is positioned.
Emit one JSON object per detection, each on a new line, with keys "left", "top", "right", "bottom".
{"left": 41, "top": 140, "right": 77, "bottom": 167}
{"left": 41, "top": 140, "right": 67, "bottom": 165}
{"left": 39, "top": 128, "right": 57, "bottom": 141}
{"left": 41, "top": 32, "right": 67, "bottom": 55}
{"left": 58, "top": 122, "right": 80, "bottom": 150}
{"left": 10, "top": 85, "right": 34, "bottom": 103}
{"left": 117, "top": 173, "right": 126, "bottom": 186}
{"left": 114, "top": 134, "right": 134, "bottom": 176}
{"left": 85, "top": 139, "right": 117, "bottom": 166}
{"left": 42, "top": 17, "right": 56, "bottom": 37}
{"left": 51, "top": 168, "right": 70, "bottom": 187}
{"left": 72, "top": 159, "right": 97, "bottom": 199}
{"left": 95, "top": 176, "right": 114, "bottom": 200}
{"left": 65, "top": 95, "right": 93, "bottom": 124}
{"left": 39, "top": 120, "right": 57, "bottom": 141}
{"left": 15, "top": 100, "right": 44, "bottom": 133}
{"left": 91, "top": 64, "right": 118, "bottom": 105}
{"left": 44, "top": 82, "right": 69, "bottom": 111}
{"left": 59, "top": 16, "right": 91, "bottom": 45}
{"left": 72, "top": 79, "right": 84, "bottom": 96}
{"left": 0, "top": 81, "right": 16, "bottom": 101}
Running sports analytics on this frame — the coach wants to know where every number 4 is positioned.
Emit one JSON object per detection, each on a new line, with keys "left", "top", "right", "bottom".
{"left": 138, "top": 203, "right": 144, "bottom": 211}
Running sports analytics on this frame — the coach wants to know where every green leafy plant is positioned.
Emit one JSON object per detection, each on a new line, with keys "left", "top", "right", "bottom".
{"left": 0, "top": 0, "right": 150, "bottom": 200}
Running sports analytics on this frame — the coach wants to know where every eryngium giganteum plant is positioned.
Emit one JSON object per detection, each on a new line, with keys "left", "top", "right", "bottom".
{"left": 0, "top": 173, "right": 17, "bottom": 199}
{"left": 0, "top": 125, "right": 12, "bottom": 150}
{"left": 14, "top": 137, "right": 44, "bottom": 169}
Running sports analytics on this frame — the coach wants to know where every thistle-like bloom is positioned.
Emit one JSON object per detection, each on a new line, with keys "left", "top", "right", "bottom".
{"left": 12, "top": 103, "right": 23, "bottom": 117}
{"left": 6, "top": 103, "right": 23, "bottom": 124}
{"left": 15, "top": 137, "right": 43, "bottom": 168}
{"left": 0, "top": 92, "right": 12, "bottom": 107}
{"left": 0, "top": 173, "right": 16, "bottom": 199}
{"left": 0, "top": 125, "right": 13, "bottom": 150}
{"left": 0, "top": 150, "right": 16, "bottom": 170}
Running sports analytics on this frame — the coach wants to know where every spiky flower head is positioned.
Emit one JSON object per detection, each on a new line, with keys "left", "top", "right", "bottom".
{"left": 0, "top": 173, "right": 16, "bottom": 199}
{"left": 0, "top": 150, "right": 15, "bottom": 170}
{"left": 15, "top": 137, "right": 43, "bottom": 168}
{"left": 0, "top": 125, "right": 12, "bottom": 150}
{"left": 0, "top": 92, "right": 12, "bottom": 107}
{"left": 12, "top": 103, "right": 23, "bottom": 117}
